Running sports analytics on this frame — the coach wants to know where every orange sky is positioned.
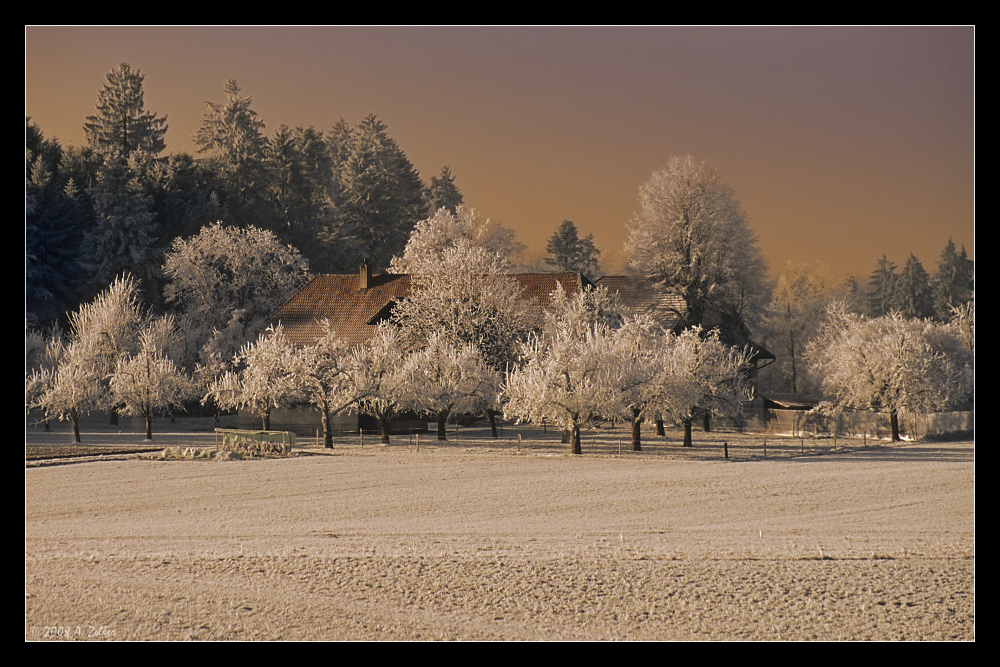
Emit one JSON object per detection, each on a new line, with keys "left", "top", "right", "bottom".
{"left": 25, "top": 26, "right": 974, "bottom": 282}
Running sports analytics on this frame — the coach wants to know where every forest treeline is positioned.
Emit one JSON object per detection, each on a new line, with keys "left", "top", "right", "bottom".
{"left": 26, "top": 63, "right": 465, "bottom": 329}
{"left": 27, "top": 63, "right": 973, "bottom": 408}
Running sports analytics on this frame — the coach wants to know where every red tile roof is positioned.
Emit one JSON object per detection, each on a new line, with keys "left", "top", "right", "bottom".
{"left": 271, "top": 271, "right": 593, "bottom": 347}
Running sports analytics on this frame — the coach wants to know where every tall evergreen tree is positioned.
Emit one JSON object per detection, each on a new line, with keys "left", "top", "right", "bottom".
{"left": 546, "top": 219, "right": 602, "bottom": 279}
{"left": 425, "top": 165, "right": 464, "bottom": 214}
{"left": 268, "top": 124, "right": 339, "bottom": 267}
{"left": 82, "top": 155, "right": 162, "bottom": 303}
{"left": 335, "top": 114, "right": 427, "bottom": 271}
{"left": 195, "top": 79, "right": 271, "bottom": 227}
{"left": 83, "top": 63, "right": 167, "bottom": 159}
{"left": 895, "top": 253, "right": 935, "bottom": 320}
{"left": 933, "top": 239, "right": 974, "bottom": 321}
{"left": 867, "top": 254, "right": 899, "bottom": 317}
{"left": 26, "top": 155, "right": 90, "bottom": 328}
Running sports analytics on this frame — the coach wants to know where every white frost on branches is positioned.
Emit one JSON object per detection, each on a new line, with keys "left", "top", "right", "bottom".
{"left": 395, "top": 334, "right": 498, "bottom": 440}
{"left": 625, "top": 155, "right": 770, "bottom": 333}
{"left": 110, "top": 318, "right": 193, "bottom": 439}
{"left": 389, "top": 205, "right": 526, "bottom": 274}
{"left": 807, "top": 306, "right": 974, "bottom": 440}
{"left": 206, "top": 324, "right": 299, "bottom": 430}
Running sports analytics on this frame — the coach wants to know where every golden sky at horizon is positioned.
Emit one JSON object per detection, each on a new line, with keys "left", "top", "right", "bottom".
{"left": 25, "top": 26, "right": 975, "bottom": 282}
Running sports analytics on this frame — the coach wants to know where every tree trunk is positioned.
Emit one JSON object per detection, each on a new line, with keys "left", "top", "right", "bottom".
{"left": 380, "top": 415, "right": 391, "bottom": 444}
{"left": 437, "top": 413, "right": 447, "bottom": 440}
{"left": 571, "top": 424, "right": 582, "bottom": 455}
{"left": 72, "top": 412, "right": 81, "bottom": 443}
{"left": 323, "top": 410, "right": 334, "bottom": 448}
{"left": 703, "top": 412, "right": 711, "bottom": 432}
{"left": 631, "top": 407, "right": 642, "bottom": 451}
{"left": 109, "top": 408, "right": 118, "bottom": 427}
{"left": 656, "top": 418, "right": 665, "bottom": 436}
{"left": 682, "top": 418, "right": 693, "bottom": 447}
{"left": 262, "top": 410, "right": 270, "bottom": 431}
{"left": 890, "top": 408, "right": 900, "bottom": 442}
{"left": 145, "top": 414, "right": 153, "bottom": 440}
{"left": 488, "top": 410, "right": 498, "bottom": 438}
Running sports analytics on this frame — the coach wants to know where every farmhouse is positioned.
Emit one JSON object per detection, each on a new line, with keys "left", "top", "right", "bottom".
{"left": 263, "top": 261, "right": 596, "bottom": 435}
{"left": 271, "top": 260, "right": 596, "bottom": 348}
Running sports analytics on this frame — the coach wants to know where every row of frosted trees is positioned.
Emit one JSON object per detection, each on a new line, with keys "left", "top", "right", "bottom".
{"left": 195, "top": 206, "right": 756, "bottom": 454}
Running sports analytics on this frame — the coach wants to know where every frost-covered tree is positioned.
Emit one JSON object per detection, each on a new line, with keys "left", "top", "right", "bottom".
{"left": 353, "top": 322, "right": 408, "bottom": 444}
{"left": 654, "top": 327, "right": 752, "bottom": 447}
{"left": 762, "top": 260, "right": 835, "bottom": 393}
{"left": 27, "top": 340, "right": 102, "bottom": 443}
{"left": 83, "top": 63, "right": 167, "bottom": 159}
{"left": 69, "top": 274, "right": 147, "bottom": 424}
{"left": 396, "top": 334, "right": 497, "bottom": 440}
{"left": 807, "top": 306, "right": 974, "bottom": 441}
{"left": 392, "top": 230, "right": 535, "bottom": 375}
{"left": 162, "top": 222, "right": 311, "bottom": 366}
{"left": 207, "top": 325, "right": 298, "bottom": 430}
{"left": 625, "top": 156, "right": 770, "bottom": 335}
{"left": 335, "top": 114, "right": 427, "bottom": 270}
{"left": 545, "top": 219, "right": 602, "bottom": 279}
{"left": 28, "top": 276, "right": 146, "bottom": 438}
{"left": 195, "top": 79, "right": 271, "bottom": 224}
{"left": 109, "top": 318, "right": 193, "bottom": 439}
{"left": 390, "top": 205, "right": 526, "bottom": 274}
{"left": 609, "top": 315, "right": 666, "bottom": 451}
{"left": 424, "top": 165, "right": 464, "bottom": 214}
{"left": 504, "top": 320, "right": 623, "bottom": 455}
{"left": 290, "top": 320, "right": 371, "bottom": 448}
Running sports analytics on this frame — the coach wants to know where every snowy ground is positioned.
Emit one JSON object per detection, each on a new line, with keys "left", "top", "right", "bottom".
{"left": 25, "top": 418, "right": 974, "bottom": 641}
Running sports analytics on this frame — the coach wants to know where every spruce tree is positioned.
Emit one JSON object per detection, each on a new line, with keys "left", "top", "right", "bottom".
{"left": 335, "top": 114, "right": 427, "bottom": 271}
{"left": 546, "top": 219, "right": 601, "bottom": 279}
{"left": 896, "top": 253, "right": 934, "bottom": 320}
{"left": 933, "top": 239, "right": 974, "bottom": 320}
{"left": 425, "top": 166, "right": 464, "bottom": 214}
{"left": 195, "top": 79, "right": 271, "bottom": 227}
{"left": 83, "top": 63, "right": 167, "bottom": 159}
{"left": 867, "top": 254, "right": 899, "bottom": 317}
{"left": 83, "top": 156, "right": 162, "bottom": 303}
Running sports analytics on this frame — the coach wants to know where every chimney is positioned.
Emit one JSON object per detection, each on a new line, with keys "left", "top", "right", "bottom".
{"left": 359, "top": 258, "right": 371, "bottom": 290}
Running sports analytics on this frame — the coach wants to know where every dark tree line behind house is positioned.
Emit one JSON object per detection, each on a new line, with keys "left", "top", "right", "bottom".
{"left": 26, "top": 63, "right": 463, "bottom": 331}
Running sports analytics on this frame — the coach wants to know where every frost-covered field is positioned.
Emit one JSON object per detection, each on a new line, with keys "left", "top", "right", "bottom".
{"left": 25, "top": 422, "right": 974, "bottom": 641}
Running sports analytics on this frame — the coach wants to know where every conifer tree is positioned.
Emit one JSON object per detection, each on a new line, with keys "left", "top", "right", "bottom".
{"left": 425, "top": 166, "right": 464, "bottom": 214}
{"left": 195, "top": 79, "right": 271, "bottom": 226}
{"left": 896, "top": 253, "right": 935, "bottom": 320}
{"left": 26, "top": 123, "right": 90, "bottom": 327}
{"left": 83, "top": 63, "right": 167, "bottom": 159}
{"left": 546, "top": 219, "right": 601, "bottom": 279}
{"left": 83, "top": 156, "right": 162, "bottom": 303}
{"left": 867, "top": 254, "right": 899, "bottom": 318}
{"left": 335, "top": 114, "right": 427, "bottom": 270}
{"left": 933, "top": 239, "right": 974, "bottom": 321}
